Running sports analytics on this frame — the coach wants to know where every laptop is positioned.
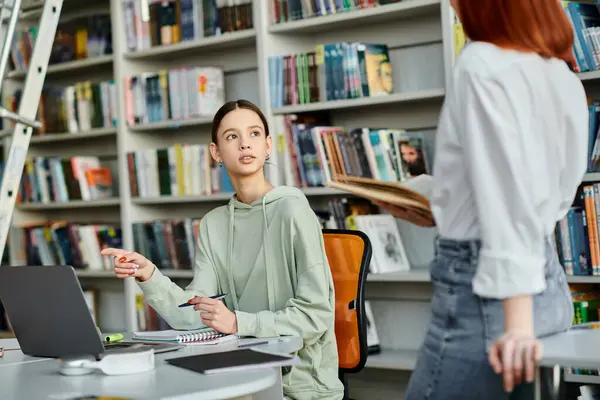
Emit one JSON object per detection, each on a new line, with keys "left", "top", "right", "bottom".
{"left": 0, "top": 265, "right": 183, "bottom": 359}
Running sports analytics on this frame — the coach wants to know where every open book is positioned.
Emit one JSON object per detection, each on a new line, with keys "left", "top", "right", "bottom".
{"left": 325, "top": 174, "right": 435, "bottom": 227}
{"left": 132, "top": 327, "right": 236, "bottom": 346}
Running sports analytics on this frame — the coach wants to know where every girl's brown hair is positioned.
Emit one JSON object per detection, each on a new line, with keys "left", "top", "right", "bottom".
{"left": 211, "top": 99, "right": 270, "bottom": 144}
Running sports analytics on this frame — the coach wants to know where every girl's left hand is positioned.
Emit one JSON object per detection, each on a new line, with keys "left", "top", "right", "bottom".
{"left": 189, "top": 296, "right": 238, "bottom": 334}
{"left": 488, "top": 330, "right": 543, "bottom": 392}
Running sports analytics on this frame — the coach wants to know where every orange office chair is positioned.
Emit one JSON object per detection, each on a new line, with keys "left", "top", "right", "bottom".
{"left": 323, "top": 229, "right": 372, "bottom": 400}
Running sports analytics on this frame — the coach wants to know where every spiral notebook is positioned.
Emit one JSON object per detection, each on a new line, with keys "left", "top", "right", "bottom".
{"left": 132, "top": 328, "right": 236, "bottom": 345}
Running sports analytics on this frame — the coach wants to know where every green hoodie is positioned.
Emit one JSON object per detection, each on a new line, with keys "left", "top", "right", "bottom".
{"left": 137, "top": 186, "right": 344, "bottom": 400}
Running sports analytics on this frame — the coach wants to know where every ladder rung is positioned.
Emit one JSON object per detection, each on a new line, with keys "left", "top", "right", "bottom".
{"left": 0, "top": 107, "right": 41, "bottom": 129}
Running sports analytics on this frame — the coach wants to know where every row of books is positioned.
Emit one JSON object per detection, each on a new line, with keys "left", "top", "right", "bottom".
{"left": 268, "top": 42, "right": 392, "bottom": 108}
{"left": 572, "top": 285, "right": 600, "bottom": 325}
{"left": 121, "top": 0, "right": 253, "bottom": 54}
{"left": 127, "top": 145, "right": 233, "bottom": 199}
{"left": 561, "top": 1, "right": 600, "bottom": 73}
{"left": 587, "top": 102, "right": 600, "bottom": 172}
{"left": 7, "top": 39, "right": 391, "bottom": 129}
{"left": 270, "top": 0, "right": 403, "bottom": 24}
{"left": 132, "top": 218, "right": 200, "bottom": 270}
{"left": 10, "top": 14, "right": 112, "bottom": 74}
{"left": 569, "top": 284, "right": 600, "bottom": 376}
{"left": 556, "top": 184, "right": 600, "bottom": 277}
{"left": 272, "top": 114, "right": 430, "bottom": 189}
{"left": 7, "top": 79, "right": 118, "bottom": 135}
{"left": 123, "top": 67, "right": 224, "bottom": 126}
{"left": 17, "top": 156, "right": 115, "bottom": 204}
{"left": 19, "top": 222, "right": 122, "bottom": 270}
{"left": 124, "top": 115, "right": 430, "bottom": 200}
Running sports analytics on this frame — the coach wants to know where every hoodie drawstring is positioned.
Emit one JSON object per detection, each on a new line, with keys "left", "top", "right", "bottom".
{"left": 227, "top": 202, "right": 238, "bottom": 310}
{"left": 262, "top": 196, "right": 275, "bottom": 310}
{"left": 225, "top": 195, "right": 275, "bottom": 311}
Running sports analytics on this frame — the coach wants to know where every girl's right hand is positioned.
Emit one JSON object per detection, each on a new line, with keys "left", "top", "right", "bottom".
{"left": 100, "top": 248, "right": 156, "bottom": 282}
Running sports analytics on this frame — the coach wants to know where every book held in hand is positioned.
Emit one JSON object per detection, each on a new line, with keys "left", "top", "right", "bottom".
{"left": 132, "top": 327, "right": 235, "bottom": 345}
{"left": 326, "top": 174, "right": 435, "bottom": 227}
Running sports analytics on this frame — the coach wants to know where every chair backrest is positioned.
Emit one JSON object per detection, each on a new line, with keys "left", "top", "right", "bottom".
{"left": 322, "top": 229, "right": 372, "bottom": 374}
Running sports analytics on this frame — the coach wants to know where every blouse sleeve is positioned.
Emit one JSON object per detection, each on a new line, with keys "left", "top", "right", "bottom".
{"left": 459, "top": 70, "right": 547, "bottom": 299}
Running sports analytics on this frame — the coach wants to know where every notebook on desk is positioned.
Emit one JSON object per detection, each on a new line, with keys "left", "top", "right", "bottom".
{"left": 166, "top": 348, "right": 301, "bottom": 374}
{"left": 132, "top": 328, "right": 236, "bottom": 345}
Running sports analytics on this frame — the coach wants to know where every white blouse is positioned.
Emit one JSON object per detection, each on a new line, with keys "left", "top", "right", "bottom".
{"left": 431, "top": 41, "right": 589, "bottom": 299}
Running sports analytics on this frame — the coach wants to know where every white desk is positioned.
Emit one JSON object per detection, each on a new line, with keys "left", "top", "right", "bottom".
{"left": 0, "top": 335, "right": 303, "bottom": 400}
{"left": 536, "top": 329, "right": 600, "bottom": 400}
{"left": 538, "top": 329, "right": 600, "bottom": 369}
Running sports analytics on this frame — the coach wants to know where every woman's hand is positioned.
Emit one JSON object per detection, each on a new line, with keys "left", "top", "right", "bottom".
{"left": 100, "top": 248, "right": 156, "bottom": 282}
{"left": 488, "top": 330, "right": 543, "bottom": 392}
{"left": 189, "top": 296, "right": 238, "bottom": 334}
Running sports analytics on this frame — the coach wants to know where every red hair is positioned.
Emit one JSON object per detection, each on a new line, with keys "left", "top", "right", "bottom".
{"left": 456, "top": 0, "right": 574, "bottom": 62}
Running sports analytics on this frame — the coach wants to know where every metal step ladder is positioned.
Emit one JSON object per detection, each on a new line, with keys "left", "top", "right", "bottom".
{"left": 0, "top": 0, "right": 63, "bottom": 262}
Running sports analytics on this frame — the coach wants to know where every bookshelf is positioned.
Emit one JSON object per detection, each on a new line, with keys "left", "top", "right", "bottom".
{"left": 2, "top": 0, "right": 600, "bottom": 397}
{"left": 2, "top": 0, "right": 122, "bottom": 333}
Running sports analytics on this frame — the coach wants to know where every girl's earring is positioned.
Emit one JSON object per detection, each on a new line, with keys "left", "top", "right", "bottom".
{"left": 218, "top": 160, "right": 224, "bottom": 167}
{"left": 266, "top": 153, "right": 271, "bottom": 161}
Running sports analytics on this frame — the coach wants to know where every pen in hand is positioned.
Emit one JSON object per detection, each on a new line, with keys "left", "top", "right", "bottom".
{"left": 178, "top": 293, "right": 228, "bottom": 307}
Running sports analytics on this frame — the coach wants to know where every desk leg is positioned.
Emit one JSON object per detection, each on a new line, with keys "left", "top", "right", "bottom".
{"left": 533, "top": 365, "right": 567, "bottom": 400}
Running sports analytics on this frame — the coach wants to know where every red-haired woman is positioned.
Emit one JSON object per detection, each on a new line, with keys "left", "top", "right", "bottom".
{"left": 392, "top": 0, "right": 588, "bottom": 398}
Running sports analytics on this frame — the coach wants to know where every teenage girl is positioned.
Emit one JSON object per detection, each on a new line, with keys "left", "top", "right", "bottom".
{"left": 379, "top": 0, "right": 587, "bottom": 398}
{"left": 101, "top": 99, "right": 344, "bottom": 400}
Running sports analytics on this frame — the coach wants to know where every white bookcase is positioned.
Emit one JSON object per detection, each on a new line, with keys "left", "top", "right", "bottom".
{"left": 2, "top": 0, "right": 600, "bottom": 397}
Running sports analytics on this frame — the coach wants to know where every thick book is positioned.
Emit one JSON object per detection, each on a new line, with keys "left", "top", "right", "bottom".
{"left": 132, "top": 327, "right": 236, "bottom": 345}
{"left": 325, "top": 174, "right": 435, "bottom": 227}
{"left": 166, "top": 348, "right": 301, "bottom": 374}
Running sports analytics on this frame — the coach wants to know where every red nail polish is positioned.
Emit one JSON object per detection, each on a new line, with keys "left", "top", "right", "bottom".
{"left": 119, "top": 257, "right": 127, "bottom": 262}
